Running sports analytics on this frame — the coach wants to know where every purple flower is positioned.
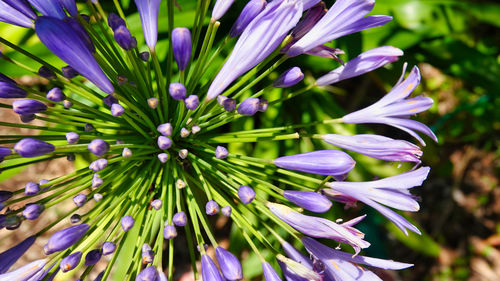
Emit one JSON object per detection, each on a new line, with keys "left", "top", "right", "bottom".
{"left": 22, "top": 204, "right": 44, "bottom": 220}
{"left": 85, "top": 249, "right": 102, "bottom": 266}
{"left": 325, "top": 166, "right": 430, "bottom": 235}
{"left": 237, "top": 98, "right": 260, "bottom": 116}
{"left": 0, "top": 235, "right": 36, "bottom": 274}
{"left": 150, "top": 199, "right": 162, "bottom": 210}
{"left": 290, "top": 3, "right": 325, "bottom": 40}
{"left": 137, "top": 266, "right": 159, "bottom": 281}
{"left": 157, "top": 123, "right": 172, "bottom": 136}
{"left": 169, "top": 82, "right": 187, "bottom": 100}
{"left": 229, "top": 0, "right": 267, "bottom": 37}
{"left": 3, "top": 0, "right": 36, "bottom": 19}
{"left": 35, "top": 17, "right": 115, "bottom": 94}
{"left": 283, "top": 190, "right": 332, "bottom": 213}
{"left": 206, "top": 200, "right": 219, "bottom": 215}
{"left": 238, "top": 185, "right": 255, "bottom": 204}
{"left": 73, "top": 194, "right": 87, "bottom": 207}
{"left": 262, "top": 262, "right": 282, "bottom": 281}
{"left": 121, "top": 216, "right": 135, "bottom": 232}
{"left": 0, "top": 1, "right": 34, "bottom": 28}
{"left": 322, "top": 134, "right": 423, "bottom": 163}
{"left": 60, "top": 251, "right": 82, "bottom": 272}
{"left": 14, "top": 138, "right": 55, "bottom": 158}
{"left": 215, "top": 146, "right": 228, "bottom": 159}
{"left": 85, "top": 123, "right": 95, "bottom": 132}
{"left": 273, "top": 67, "right": 304, "bottom": 88}
{"left": 135, "top": 0, "right": 161, "bottom": 49}
{"left": 108, "top": 13, "right": 125, "bottom": 31}
{"left": 222, "top": 98, "right": 236, "bottom": 112}
{"left": 316, "top": 46, "right": 403, "bottom": 85}
{"left": 287, "top": 0, "right": 392, "bottom": 57}
{"left": 342, "top": 66, "right": 437, "bottom": 145}
{"left": 0, "top": 81, "right": 27, "bottom": 98}
{"left": 157, "top": 136, "right": 172, "bottom": 150}
{"left": 102, "top": 241, "right": 116, "bottom": 255}
{"left": 304, "top": 45, "right": 344, "bottom": 60}
{"left": 212, "top": 0, "right": 235, "bottom": 20}
{"left": 25, "top": 182, "right": 40, "bottom": 195}
{"left": 221, "top": 206, "right": 232, "bottom": 217}
{"left": 28, "top": 0, "right": 66, "bottom": 19}
{"left": 62, "top": 65, "right": 79, "bottom": 78}
{"left": 206, "top": 0, "right": 303, "bottom": 100}
{"left": 0, "top": 259, "right": 47, "bottom": 280}
{"left": 63, "top": 17, "right": 96, "bottom": 53}
{"left": 46, "top": 87, "right": 66, "bottom": 102}
{"left": 38, "top": 65, "right": 56, "bottom": 79}
{"left": 172, "top": 27, "right": 192, "bottom": 71}
{"left": 89, "top": 158, "right": 108, "bottom": 172}
{"left": 92, "top": 173, "right": 103, "bottom": 188}
{"left": 0, "top": 190, "right": 12, "bottom": 202}
{"left": 202, "top": 254, "right": 225, "bottom": 281}
{"left": 140, "top": 51, "right": 150, "bottom": 61}
{"left": 268, "top": 203, "right": 369, "bottom": 254}
{"left": 258, "top": 98, "right": 268, "bottom": 112}
{"left": 93, "top": 193, "right": 103, "bottom": 202}
{"left": 158, "top": 153, "right": 169, "bottom": 163}
{"left": 273, "top": 150, "right": 355, "bottom": 176}
{"left": 280, "top": 241, "right": 312, "bottom": 269}
{"left": 185, "top": 95, "right": 199, "bottom": 110}
{"left": 103, "top": 94, "right": 118, "bottom": 107}
{"left": 215, "top": 246, "right": 243, "bottom": 281}
{"left": 12, "top": 99, "right": 47, "bottom": 115}
{"left": 173, "top": 211, "right": 187, "bottom": 226}
{"left": 142, "top": 248, "right": 154, "bottom": 264}
{"left": 65, "top": 132, "right": 80, "bottom": 144}
{"left": 164, "top": 224, "right": 177, "bottom": 239}
{"left": 88, "top": 139, "right": 110, "bottom": 157}
{"left": 70, "top": 214, "right": 81, "bottom": 223}
{"left": 277, "top": 256, "right": 320, "bottom": 281}
{"left": 111, "top": 103, "right": 125, "bottom": 116}
{"left": 59, "top": 0, "right": 78, "bottom": 16}
{"left": 44, "top": 224, "right": 90, "bottom": 255}
{"left": 114, "top": 25, "right": 137, "bottom": 50}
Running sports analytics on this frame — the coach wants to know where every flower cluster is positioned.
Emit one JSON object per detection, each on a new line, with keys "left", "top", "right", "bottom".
{"left": 0, "top": 0, "right": 436, "bottom": 280}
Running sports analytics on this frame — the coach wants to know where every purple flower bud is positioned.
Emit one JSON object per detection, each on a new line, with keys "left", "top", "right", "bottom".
{"left": 178, "top": 149, "right": 188, "bottom": 159}
{"left": 147, "top": 97, "right": 158, "bottom": 108}
{"left": 102, "top": 241, "right": 116, "bottom": 255}
{"left": 164, "top": 224, "right": 177, "bottom": 239}
{"left": 222, "top": 98, "right": 236, "bottom": 112}
{"left": 180, "top": 127, "right": 190, "bottom": 138}
{"left": 117, "top": 74, "right": 128, "bottom": 85}
{"left": 140, "top": 51, "right": 150, "bottom": 61}
{"left": 157, "top": 136, "right": 172, "bottom": 150}
{"left": 217, "top": 95, "right": 228, "bottom": 106}
{"left": 66, "top": 132, "right": 79, "bottom": 144}
{"left": 12, "top": 99, "right": 47, "bottom": 115}
{"left": 173, "top": 211, "right": 187, "bottom": 226}
{"left": 184, "top": 95, "right": 199, "bottom": 110}
{"left": 274, "top": 150, "right": 355, "bottom": 176}
{"left": 273, "top": 67, "right": 304, "bottom": 88}
{"left": 135, "top": 0, "right": 161, "bottom": 49}
{"left": 0, "top": 235, "right": 36, "bottom": 274}
{"left": 0, "top": 259, "right": 46, "bottom": 280}
{"left": 62, "top": 66, "right": 79, "bottom": 78}
{"left": 237, "top": 98, "right": 260, "bottom": 116}
{"left": 0, "top": 1, "right": 34, "bottom": 28}
{"left": 88, "top": 139, "right": 110, "bottom": 157}
{"left": 20, "top": 114, "right": 35, "bottom": 123}
{"left": 221, "top": 206, "right": 231, "bottom": 217}
{"left": 28, "top": 0, "right": 66, "bottom": 19}
{"left": 44, "top": 224, "right": 90, "bottom": 255}
{"left": 73, "top": 194, "right": 87, "bottom": 207}
{"left": 89, "top": 159, "right": 108, "bottom": 172}
{"left": 121, "top": 215, "right": 134, "bottom": 232}
{"left": 67, "top": 153, "right": 75, "bottom": 162}
{"left": 84, "top": 123, "right": 95, "bottom": 132}
{"left": 22, "top": 204, "right": 44, "bottom": 220}
{"left": 0, "top": 81, "right": 27, "bottom": 98}
{"left": 59, "top": 0, "right": 78, "bottom": 16}
{"left": 70, "top": 214, "right": 81, "bottom": 223}
{"left": 238, "top": 185, "right": 255, "bottom": 204}
{"left": 215, "top": 146, "right": 228, "bottom": 159}
{"left": 158, "top": 271, "right": 168, "bottom": 281}
{"left": 230, "top": 0, "right": 267, "bottom": 37}
{"left": 92, "top": 173, "right": 103, "bottom": 188}
{"left": 14, "top": 138, "right": 55, "bottom": 158}
{"left": 0, "top": 191, "right": 12, "bottom": 203}
{"left": 122, "top": 147, "right": 132, "bottom": 157}
{"left": 137, "top": 266, "right": 158, "bottom": 281}
{"left": 212, "top": 0, "right": 235, "bottom": 20}
{"left": 103, "top": 95, "right": 118, "bottom": 107}
{"left": 3, "top": 215, "right": 21, "bottom": 230}
{"left": 63, "top": 100, "right": 73, "bottom": 109}
{"left": 158, "top": 153, "right": 169, "bottom": 163}
{"left": 176, "top": 179, "right": 186, "bottom": 189}
{"left": 157, "top": 123, "right": 172, "bottom": 136}
{"left": 108, "top": 13, "right": 125, "bottom": 31}
{"left": 258, "top": 98, "right": 268, "bottom": 112}
{"left": 262, "top": 262, "right": 282, "bottom": 281}
{"left": 38, "top": 66, "right": 56, "bottom": 79}
{"left": 172, "top": 27, "right": 192, "bottom": 71}
{"left": 46, "top": 87, "right": 66, "bottom": 102}
{"left": 142, "top": 248, "right": 154, "bottom": 264}
{"left": 169, "top": 82, "right": 186, "bottom": 100}
{"left": 114, "top": 25, "right": 137, "bottom": 50}
{"left": 85, "top": 249, "right": 102, "bottom": 266}
{"left": 111, "top": 103, "right": 125, "bottom": 116}
{"left": 215, "top": 246, "right": 243, "bottom": 280}
{"left": 202, "top": 254, "right": 225, "bottom": 281}
{"left": 206, "top": 200, "right": 219, "bottom": 215}
{"left": 25, "top": 182, "right": 40, "bottom": 195}
{"left": 60, "top": 251, "right": 82, "bottom": 272}
{"left": 283, "top": 190, "right": 332, "bottom": 213}
{"left": 150, "top": 199, "right": 162, "bottom": 210}
{"left": 93, "top": 193, "right": 103, "bottom": 202}
{"left": 192, "top": 125, "right": 201, "bottom": 134}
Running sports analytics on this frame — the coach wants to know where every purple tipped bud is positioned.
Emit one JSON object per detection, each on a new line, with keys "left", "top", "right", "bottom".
{"left": 142, "top": 249, "right": 154, "bottom": 264}
{"left": 180, "top": 128, "right": 190, "bottom": 138}
{"left": 70, "top": 214, "right": 81, "bottom": 223}
{"left": 108, "top": 13, "right": 125, "bottom": 31}
{"left": 222, "top": 98, "right": 236, "bottom": 112}
{"left": 84, "top": 123, "right": 95, "bottom": 132}
{"left": 230, "top": 0, "right": 267, "bottom": 37}
{"left": 93, "top": 193, "right": 103, "bottom": 202}
{"left": 221, "top": 206, "right": 232, "bottom": 217}
{"left": 85, "top": 249, "right": 102, "bottom": 266}
{"left": 147, "top": 97, "right": 158, "bottom": 109}
{"left": 46, "top": 87, "right": 66, "bottom": 102}
{"left": 0, "top": 82, "right": 27, "bottom": 98}
{"left": 0, "top": 191, "right": 13, "bottom": 203}
{"left": 111, "top": 103, "right": 125, "bottom": 116}
{"left": 22, "top": 204, "right": 44, "bottom": 220}
{"left": 258, "top": 98, "right": 268, "bottom": 112}
{"left": 63, "top": 100, "right": 73, "bottom": 109}
{"left": 60, "top": 251, "right": 82, "bottom": 272}
{"left": 206, "top": 200, "right": 219, "bottom": 215}
{"left": 157, "top": 136, "right": 172, "bottom": 150}
{"left": 178, "top": 149, "right": 188, "bottom": 159}
{"left": 65, "top": 132, "right": 79, "bottom": 144}
{"left": 142, "top": 243, "right": 152, "bottom": 253}
{"left": 137, "top": 266, "right": 159, "bottom": 281}
{"left": 92, "top": 173, "right": 103, "bottom": 188}
{"left": 102, "top": 242, "right": 116, "bottom": 255}
{"left": 263, "top": 262, "right": 282, "bottom": 281}
{"left": 274, "top": 150, "right": 355, "bottom": 176}
{"left": 238, "top": 185, "right": 255, "bottom": 204}
{"left": 88, "top": 139, "right": 110, "bottom": 157}
{"left": 114, "top": 25, "right": 136, "bottom": 50}
{"left": 121, "top": 216, "right": 134, "bottom": 232}
{"left": 13, "top": 99, "right": 47, "bottom": 115}
{"left": 215, "top": 247, "right": 243, "bottom": 280}
{"left": 89, "top": 159, "right": 108, "bottom": 172}
{"left": 151, "top": 199, "right": 162, "bottom": 210}
{"left": 140, "top": 51, "right": 150, "bottom": 61}
{"left": 237, "top": 98, "right": 259, "bottom": 116}
{"left": 169, "top": 82, "right": 186, "bottom": 100}
{"left": 202, "top": 254, "right": 225, "bottom": 281}
{"left": 0, "top": 235, "right": 36, "bottom": 274}
{"left": 44, "top": 224, "right": 90, "bottom": 255}
{"left": 217, "top": 95, "right": 228, "bottom": 106}
{"left": 135, "top": 0, "right": 161, "bottom": 48}
{"left": 25, "top": 182, "right": 40, "bottom": 195}
{"left": 273, "top": 67, "right": 304, "bottom": 88}
{"left": 212, "top": 0, "right": 235, "bottom": 20}
{"left": 172, "top": 27, "right": 192, "bottom": 71}
{"left": 192, "top": 125, "right": 201, "bottom": 134}
{"left": 62, "top": 66, "right": 79, "bottom": 78}
{"left": 158, "top": 153, "right": 169, "bottom": 163}
{"left": 164, "top": 225, "right": 177, "bottom": 239}
{"left": 38, "top": 66, "right": 56, "bottom": 79}
{"left": 103, "top": 95, "right": 118, "bottom": 107}
{"left": 283, "top": 190, "right": 332, "bottom": 213}
{"left": 73, "top": 194, "right": 87, "bottom": 207}
{"left": 215, "top": 146, "right": 228, "bottom": 159}
{"left": 122, "top": 147, "right": 133, "bottom": 157}
{"left": 184, "top": 95, "right": 199, "bottom": 110}
{"left": 157, "top": 123, "right": 172, "bottom": 136}
{"left": 173, "top": 211, "right": 187, "bottom": 226}
{"left": 14, "top": 138, "right": 55, "bottom": 158}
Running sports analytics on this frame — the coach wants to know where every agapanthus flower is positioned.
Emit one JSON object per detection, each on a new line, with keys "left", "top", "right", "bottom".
{"left": 0, "top": 0, "right": 435, "bottom": 280}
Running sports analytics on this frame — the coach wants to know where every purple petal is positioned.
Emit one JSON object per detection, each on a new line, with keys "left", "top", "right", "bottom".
{"left": 28, "top": 0, "right": 67, "bottom": 19}
{"left": 135, "top": 0, "right": 161, "bottom": 49}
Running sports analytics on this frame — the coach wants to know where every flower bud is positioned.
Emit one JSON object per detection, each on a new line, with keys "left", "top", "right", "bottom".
{"left": 93, "top": 193, "right": 103, "bottom": 202}
{"left": 179, "top": 149, "right": 188, "bottom": 159}
{"left": 89, "top": 159, "right": 108, "bottom": 172}
{"left": 0, "top": 81, "right": 27, "bottom": 98}
{"left": 14, "top": 138, "right": 55, "bottom": 158}
{"left": 142, "top": 248, "right": 154, "bottom": 264}
{"left": 103, "top": 95, "right": 118, "bottom": 107}
{"left": 12, "top": 99, "right": 47, "bottom": 115}
{"left": 202, "top": 254, "right": 224, "bottom": 281}
{"left": 70, "top": 214, "right": 81, "bottom": 224}
{"left": 176, "top": 179, "right": 186, "bottom": 189}
{"left": 108, "top": 13, "right": 125, "bottom": 31}
{"left": 215, "top": 246, "right": 243, "bottom": 281}
{"left": 238, "top": 185, "right": 255, "bottom": 204}
{"left": 215, "top": 146, "right": 228, "bottom": 159}
{"left": 172, "top": 27, "right": 192, "bottom": 71}
{"left": 85, "top": 249, "right": 102, "bottom": 266}
{"left": 63, "top": 100, "right": 73, "bottom": 109}
{"left": 25, "top": 182, "right": 40, "bottom": 195}
{"left": 38, "top": 66, "right": 56, "bottom": 79}
{"left": 274, "top": 150, "right": 355, "bottom": 176}
{"left": 84, "top": 123, "right": 95, "bottom": 132}
{"left": 223, "top": 98, "right": 236, "bottom": 112}
{"left": 111, "top": 103, "right": 124, "bottom": 116}
{"left": 0, "top": 235, "right": 36, "bottom": 274}
{"left": 192, "top": 125, "right": 201, "bottom": 134}
{"left": 67, "top": 153, "right": 75, "bottom": 162}
{"left": 217, "top": 95, "right": 228, "bottom": 106}
{"left": 173, "top": 211, "right": 187, "bottom": 226}
{"left": 230, "top": 0, "right": 266, "bottom": 37}
{"left": 164, "top": 225, "right": 177, "bottom": 239}
{"left": 44, "top": 224, "right": 90, "bottom": 255}
{"left": 0, "top": 259, "right": 46, "bottom": 280}
{"left": 157, "top": 136, "right": 172, "bottom": 150}
{"left": 88, "top": 139, "right": 110, "bottom": 157}
{"left": 273, "top": 67, "right": 304, "bottom": 88}
{"left": 62, "top": 66, "right": 79, "bottom": 78}
{"left": 180, "top": 128, "right": 190, "bottom": 138}
{"left": 0, "top": 190, "right": 13, "bottom": 203}
{"left": 92, "top": 173, "right": 103, "bottom": 188}
{"left": 140, "top": 51, "right": 150, "bottom": 61}
{"left": 4, "top": 215, "right": 21, "bottom": 230}
{"left": 22, "top": 204, "right": 44, "bottom": 220}
{"left": 20, "top": 114, "right": 35, "bottom": 123}
{"left": 158, "top": 153, "right": 169, "bottom": 163}
{"left": 65, "top": 132, "right": 79, "bottom": 144}
{"left": 121, "top": 215, "right": 134, "bottom": 232}
{"left": 122, "top": 147, "right": 133, "bottom": 157}
{"left": 137, "top": 266, "right": 158, "bottom": 281}
{"left": 169, "top": 82, "right": 186, "bottom": 100}
{"left": 151, "top": 199, "right": 162, "bottom": 210}
{"left": 237, "top": 98, "right": 259, "bottom": 116}
{"left": 114, "top": 25, "right": 136, "bottom": 50}
{"left": 60, "top": 251, "right": 82, "bottom": 272}
{"left": 102, "top": 242, "right": 116, "bottom": 255}
{"left": 283, "top": 190, "right": 332, "bottom": 213}
{"left": 212, "top": 0, "right": 235, "bottom": 20}
{"left": 73, "top": 194, "right": 87, "bottom": 207}
{"left": 184, "top": 95, "right": 199, "bottom": 110}
{"left": 206, "top": 200, "right": 219, "bottom": 215}
{"left": 221, "top": 206, "right": 232, "bottom": 217}
{"left": 147, "top": 97, "right": 158, "bottom": 108}
{"left": 262, "top": 262, "right": 282, "bottom": 281}
{"left": 258, "top": 98, "right": 268, "bottom": 112}
{"left": 157, "top": 123, "right": 172, "bottom": 136}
